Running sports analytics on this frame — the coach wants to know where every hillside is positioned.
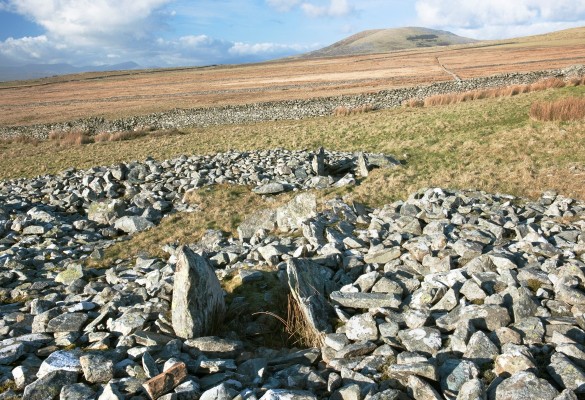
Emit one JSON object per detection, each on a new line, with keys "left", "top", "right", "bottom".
{"left": 302, "top": 27, "right": 478, "bottom": 58}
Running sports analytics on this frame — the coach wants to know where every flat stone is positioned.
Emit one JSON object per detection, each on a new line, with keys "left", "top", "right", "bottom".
{"left": 330, "top": 292, "right": 401, "bottom": 309}
{"left": 364, "top": 247, "right": 401, "bottom": 264}
{"left": 142, "top": 362, "right": 188, "bottom": 399}
{"left": 184, "top": 337, "right": 243, "bottom": 358}
{"left": 407, "top": 375, "right": 443, "bottom": 399}
{"left": 114, "top": 216, "right": 155, "bottom": 234}
{"left": 253, "top": 182, "right": 287, "bottom": 195}
{"left": 108, "top": 311, "right": 146, "bottom": 336}
{"left": 46, "top": 313, "right": 89, "bottom": 332}
{"left": 37, "top": 350, "right": 82, "bottom": 378}
{"left": 54, "top": 264, "right": 84, "bottom": 285}
{"left": 388, "top": 362, "right": 438, "bottom": 381}
{"left": 60, "top": 383, "right": 96, "bottom": 400}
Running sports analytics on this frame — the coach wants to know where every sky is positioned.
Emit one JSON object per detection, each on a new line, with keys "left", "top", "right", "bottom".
{"left": 0, "top": 0, "right": 584, "bottom": 68}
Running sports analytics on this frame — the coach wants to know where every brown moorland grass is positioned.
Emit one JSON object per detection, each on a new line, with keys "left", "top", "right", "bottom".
{"left": 530, "top": 97, "right": 585, "bottom": 121}
{"left": 1, "top": 27, "right": 585, "bottom": 127}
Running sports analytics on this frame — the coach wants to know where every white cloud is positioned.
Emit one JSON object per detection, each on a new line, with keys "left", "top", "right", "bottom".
{"left": 6, "top": 0, "right": 171, "bottom": 45}
{"left": 266, "top": 0, "right": 301, "bottom": 12}
{"left": 229, "top": 41, "right": 310, "bottom": 56}
{"left": 268, "top": 0, "right": 355, "bottom": 18}
{"left": 415, "top": 0, "right": 585, "bottom": 39}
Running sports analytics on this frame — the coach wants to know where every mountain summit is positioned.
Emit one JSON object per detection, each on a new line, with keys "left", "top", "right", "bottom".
{"left": 302, "top": 27, "right": 478, "bottom": 58}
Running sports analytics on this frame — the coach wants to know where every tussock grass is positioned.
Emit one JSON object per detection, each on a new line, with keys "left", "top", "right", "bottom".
{"left": 530, "top": 97, "right": 585, "bottom": 121}
{"left": 416, "top": 77, "right": 574, "bottom": 108}
{"left": 48, "top": 130, "right": 93, "bottom": 146}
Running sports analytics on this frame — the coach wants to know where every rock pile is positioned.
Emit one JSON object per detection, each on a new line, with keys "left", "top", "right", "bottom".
{"left": 0, "top": 149, "right": 584, "bottom": 399}
{"left": 2, "top": 65, "right": 584, "bottom": 140}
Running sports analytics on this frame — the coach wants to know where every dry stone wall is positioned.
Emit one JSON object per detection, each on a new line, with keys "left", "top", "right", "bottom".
{"left": 2, "top": 64, "right": 584, "bottom": 140}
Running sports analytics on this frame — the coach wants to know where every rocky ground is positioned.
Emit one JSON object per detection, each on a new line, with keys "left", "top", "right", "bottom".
{"left": 0, "top": 148, "right": 584, "bottom": 399}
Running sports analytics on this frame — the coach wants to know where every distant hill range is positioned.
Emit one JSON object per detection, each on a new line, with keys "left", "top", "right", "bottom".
{"left": 301, "top": 27, "right": 478, "bottom": 58}
{"left": 0, "top": 61, "right": 141, "bottom": 82}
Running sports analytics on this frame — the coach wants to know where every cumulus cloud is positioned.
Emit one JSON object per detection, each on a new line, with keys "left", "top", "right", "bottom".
{"left": 415, "top": 0, "right": 585, "bottom": 38}
{"left": 0, "top": 0, "right": 312, "bottom": 68}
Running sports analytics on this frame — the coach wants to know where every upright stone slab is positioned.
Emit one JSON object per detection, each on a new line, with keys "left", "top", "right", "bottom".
{"left": 172, "top": 246, "right": 226, "bottom": 339}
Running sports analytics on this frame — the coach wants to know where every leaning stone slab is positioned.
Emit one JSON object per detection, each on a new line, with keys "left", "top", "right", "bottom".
{"left": 330, "top": 291, "right": 401, "bottom": 309}
{"left": 171, "top": 246, "right": 226, "bottom": 339}
{"left": 287, "top": 259, "right": 334, "bottom": 344}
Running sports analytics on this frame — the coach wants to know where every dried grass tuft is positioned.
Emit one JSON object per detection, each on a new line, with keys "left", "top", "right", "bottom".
{"left": 49, "top": 130, "right": 93, "bottom": 146}
{"left": 530, "top": 97, "right": 585, "bottom": 121}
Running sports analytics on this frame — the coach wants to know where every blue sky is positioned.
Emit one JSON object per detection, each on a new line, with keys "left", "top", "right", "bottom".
{"left": 0, "top": 0, "right": 584, "bottom": 68}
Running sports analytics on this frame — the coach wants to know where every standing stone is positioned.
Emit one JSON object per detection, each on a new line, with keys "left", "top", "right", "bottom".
{"left": 312, "top": 147, "right": 325, "bottom": 176}
{"left": 357, "top": 153, "right": 369, "bottom": 178}
{"left": 172, "top": 247, "right": 226, "bottom": 339}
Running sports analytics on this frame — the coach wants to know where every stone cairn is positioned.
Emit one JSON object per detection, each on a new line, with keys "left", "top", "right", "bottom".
{"left": 0, "top": 148, "right": 584, "bottom": 399}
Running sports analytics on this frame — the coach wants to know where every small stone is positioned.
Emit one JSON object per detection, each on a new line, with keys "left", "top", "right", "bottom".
{"left": 23, "top": 370, "right": 78, "bottom": 400}
{"left": 60, "top": 383, "right": 96, "bottom": 400}
{"left": 345, "top": 314, "right": 378, "bottom": 341}
{"left": 364, "top": 248, "right": 401, "bottom": 264}
{"left": 55, "top": 264, "right": 84, "bottom": 285}
{"left": 493, "top": 371, "right": 558, "bottom": 400}
{"left": 143, "top": 362, "right": 188, "bottom": 399}
{"left": 46, "top": 313, "right": 88, "bottom": 333}
{"left": 253, "top": 182, "right": 287, "bottom": 195}
{"left": 407, "top": 375, "right": 443, "bottom": 399}
{"left": 184, "top": 337, "right": 243, "bottom": 358}
{"left": 398, "top": 328, "right": 442, "bottom": 356}
{"left": 547, "top": 352, "right": 585, "bottom": 393}
{"left": 80, "top": 353, "right": 114, "bottom": 383}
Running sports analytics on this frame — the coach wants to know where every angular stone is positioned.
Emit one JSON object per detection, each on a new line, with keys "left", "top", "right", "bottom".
{"left": 143, "top": 362, "right": 187, "bottom": 399}
{"left": 547, "top": 352, "right": 585, "bottom": 393}
{"left": 439, "top": 359, "right": 479, "bottom": 396}
{"left": 494, "top": 347, "right": 536, "bottom": 376}
{"left": 37, "top": 350, "right": 82, "bottom": 378}
{"left": 184, "top": 337, "right": 243, "bottom": 358}
{"left": 114, "top": 216, "right": 155, "bottom": 234}
{"left": 463, "top": 331, "right": 499, "bottom": 367}
{"left": 260, "top": 389, "right": 317, "bottom": 400}
{"left": 407, "top": 375, "right": 442, "bottom": 399}
{"left": 330, "top": 292, "right": 401, "bottom": 309}
{"left": 46, "top": 313, "right": 88, "bottom": 333}
{"left": 456, "top": 379, "right": 485, "bottom": 400}
{"left": 109, "top": 311, "right": 146, "bottom": 336}
{"left": 60, "top": 383, "right": 96, "bottom": 400}
{"left": 23, "top": 370, "right": 78, "bottom": 400}
{"left": 364, "top": 247, "right": 401, "bottom": 264}
{"left": 325, "top": 333, "right": 350, "bottom": 351}
{"left": 511, "top": 316, "right": 544, "bottom": 344}
{"left": 398, "top": 328, "right": 442, "bottom": 356}
{"left": 87, "top": 200, "right": 124, "bottom": 225}
{"left": 253, "top": 182, "right": 287, "bottom": 195}
{"left": 54, "top": 264, "right": 84, "bottom": 285}
{"left": 0, "top": 343, "right": 24, "bottom": 365}
{"left": 345, "top": 313, "right": 378, "bottom": 341}
{"left": 237, "top": 209, "right": 276, "bottom": 240}
{"left": 79, "top": 353, "right": 114, "bottom": 383}
{"left": 493, "top": 371, "right": 558, "bottom": 400}
{"left": 388, "top": 362, "right": 438, "bottom": 381}
{"left": 276, "top": 193, "right": 317, "bottom": 232}
{"left": 171, "top": 247, "right": 226, "bottom": 339}
{"left": 98, "top": 383, "right": 124, "bottom": 400}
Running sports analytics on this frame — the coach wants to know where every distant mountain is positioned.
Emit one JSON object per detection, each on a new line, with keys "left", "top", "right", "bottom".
{"left": 301, "top": 27, "right": 478, "bottom": 58}
{"left": 0, "top": 61, "right": 142, "bottom": 82}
